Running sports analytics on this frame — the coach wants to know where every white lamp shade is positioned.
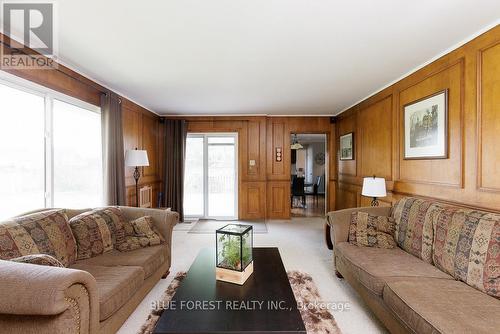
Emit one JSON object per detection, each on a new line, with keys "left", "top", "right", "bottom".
{"left": 361, "top": 177, "right": 387, "bottom": 198}
{"left": 125, "top": 149, "right": 149, "bottom": 167}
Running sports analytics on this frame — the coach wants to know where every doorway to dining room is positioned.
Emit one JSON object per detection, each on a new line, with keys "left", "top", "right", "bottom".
{"left": 290, "top": 133, "right": 327, "bottom": 217}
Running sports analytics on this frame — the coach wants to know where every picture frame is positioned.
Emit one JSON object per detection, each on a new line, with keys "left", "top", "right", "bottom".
{"left": 339, "top": 132, "right": 354, "bottom": 160}
{"left": 403, "top": 89, "right": 448, "bottom": 160}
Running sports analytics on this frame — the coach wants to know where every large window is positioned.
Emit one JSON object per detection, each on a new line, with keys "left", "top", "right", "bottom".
{"left": 53, "top": 100, "right": 102, "bottom": 208}
{"left": 0, "top": 75, "right": 102, "bottom": 220}
{"left": 0, "top": 83, "right": 45, "bottom": 218}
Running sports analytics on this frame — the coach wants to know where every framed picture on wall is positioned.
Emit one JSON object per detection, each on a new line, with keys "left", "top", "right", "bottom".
{"left": 339, "top": 132, "right": 354, "bottom": 160}
{"left": 403, "top": 89, "right": 448, "bottom": 159}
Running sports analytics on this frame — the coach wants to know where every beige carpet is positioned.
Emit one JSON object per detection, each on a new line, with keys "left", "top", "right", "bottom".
{"left": 188, "top": 219, "right": 268, "bottom": 233}
{"left": 139, "top": 270, "right": 341, "bottom": 334}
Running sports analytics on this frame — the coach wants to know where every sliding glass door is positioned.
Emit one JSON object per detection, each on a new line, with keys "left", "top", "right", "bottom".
{"left": 207, "top": 136, "right": 236, "bottom": 217}
{"left": 184, "top": 135, "right": 204, "bottom": 216}
{"left": 184, "top": 133, "right": 238, "bottom": 219}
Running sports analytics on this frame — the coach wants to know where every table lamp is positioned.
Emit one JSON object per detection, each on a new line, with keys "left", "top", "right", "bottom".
{"left": 361, "top": 176, "right": 387, "bottom": 206}
{"left": 125, "top": 148, "right": 149, "bottom": 207}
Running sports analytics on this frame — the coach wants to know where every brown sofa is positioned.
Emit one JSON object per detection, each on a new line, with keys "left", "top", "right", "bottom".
{"left": 0, "top": 206, "right": 178, "bottom": 334}
{"left": 326, "top": 200, "right": 500, "bottom": 334}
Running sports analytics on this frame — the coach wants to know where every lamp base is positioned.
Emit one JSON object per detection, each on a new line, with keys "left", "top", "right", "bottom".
{"left": 134, "top": 166, "right": 140, "bottom": 207}
{"left": 371, "top": 197, "right": 379, "bottom": 207}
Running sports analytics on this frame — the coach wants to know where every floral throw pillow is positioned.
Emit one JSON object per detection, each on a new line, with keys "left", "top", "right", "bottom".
{"left": 349, "top": 212, "right": 396, "bottom": 249}
{"left": 117, "top": 216, "right": 164, "bottom": 252}
{"left": 69, "top": 207, "right": 126, "bottom": 260}
{"left": 433, "top": 210, "right": 500, "bottom": 298}
{"left": 0, "top": 209, "right": 77, "bottom": 267}
{"left": 132, "top": 217, "right": 163, "bottom": 242}
{"left": 11, "top": 254, "right": 65, "bottom": 268}
{"left": 116, "top": 236, "right": 151, "bottom": 252}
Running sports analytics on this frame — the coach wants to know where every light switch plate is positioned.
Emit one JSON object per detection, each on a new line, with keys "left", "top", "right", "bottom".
{"left": 249, "top": 159, "right": 256, "bottom": 166}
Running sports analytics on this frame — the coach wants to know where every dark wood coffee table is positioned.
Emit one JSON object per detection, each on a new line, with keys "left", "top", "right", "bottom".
{"left": 154, "top": 247, "right": 306, "bottom": 334}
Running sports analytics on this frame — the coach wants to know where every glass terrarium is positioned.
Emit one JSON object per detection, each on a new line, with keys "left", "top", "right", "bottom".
{"left": 215, "top": 224, "right": 253, "bottom": 285}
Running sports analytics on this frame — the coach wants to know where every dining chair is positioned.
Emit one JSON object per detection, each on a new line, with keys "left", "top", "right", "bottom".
{"left": 291, "top": 176, "right": 305, "bottom": 207}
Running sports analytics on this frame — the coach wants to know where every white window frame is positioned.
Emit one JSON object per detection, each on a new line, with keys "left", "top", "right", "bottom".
{"left": 0, "top": 70, "right": 102, "bottom": 209}
{"left": 185, "top": 132, "right": 239, "bottom": 220}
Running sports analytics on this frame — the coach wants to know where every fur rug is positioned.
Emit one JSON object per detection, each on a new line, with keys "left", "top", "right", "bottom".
{"left": 139, "top": 271, "right": 341, "bottom": 334}
{"left": 288, "top": 270, "right": 341, "bottom": 334}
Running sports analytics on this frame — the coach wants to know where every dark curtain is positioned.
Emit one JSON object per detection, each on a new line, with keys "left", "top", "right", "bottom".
{"left": 101, "top": 92, "right": 126, "bottom": 206}
{"left": 164, "top": 119, "right": 187, "bottom": 221}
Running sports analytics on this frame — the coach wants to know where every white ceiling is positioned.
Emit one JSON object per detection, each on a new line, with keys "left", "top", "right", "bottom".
{"left": 7, "top": 1, "right": 500, "bottom": 115}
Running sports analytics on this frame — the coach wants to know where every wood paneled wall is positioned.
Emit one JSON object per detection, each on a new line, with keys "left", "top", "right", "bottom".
{"left": 0, "top": 33, "right": 103, "bottom": 106}
{"left": 179, "top": 116, "right": 336, "bottom": 219}
{"left": 122, "top": 99, "right": 163, "bottom": 207}
{"left": 336, "top": 25, "right": 500, "bottom": 212}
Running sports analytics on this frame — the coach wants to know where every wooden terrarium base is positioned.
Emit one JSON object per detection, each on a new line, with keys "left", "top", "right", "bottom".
{"left": 216, "top": 261, "right": 254, "bottom": 285}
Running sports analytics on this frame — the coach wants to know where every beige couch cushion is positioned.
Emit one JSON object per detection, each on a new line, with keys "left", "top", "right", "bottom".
{"left": 71, "top": 264, "right": 144, "bottom": 321}
{"left": 74, "top": 244, "right": 167, "bottom": 278}
{"left": 383, "top": 277, "right": 500, "bottom": 334}
{"left": 335, "top": 242, "right": 452, "bottom": 295}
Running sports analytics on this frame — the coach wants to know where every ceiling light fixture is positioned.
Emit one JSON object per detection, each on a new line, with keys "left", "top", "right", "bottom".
{"left": 291, "top": 134, "right": 303, "bottom": 150}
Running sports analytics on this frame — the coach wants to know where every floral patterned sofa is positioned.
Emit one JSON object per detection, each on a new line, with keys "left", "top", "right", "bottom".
{"left": 326, "top": 197, "right": 500, "bottom": 334}
{"left": 0, "top": 206, "right": 178, "bottom": 334}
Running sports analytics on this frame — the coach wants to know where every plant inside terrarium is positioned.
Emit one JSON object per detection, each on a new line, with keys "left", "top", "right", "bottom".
{"left": 218, "top": 233, "right": 252, "bottom": 271}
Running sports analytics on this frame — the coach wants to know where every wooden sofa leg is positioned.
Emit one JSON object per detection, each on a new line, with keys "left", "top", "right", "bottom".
{"left": 335, "top": 270, "right": 343, "bottom": 279}
{"left": 161, "top": 270, "right": 170, "bottom": 279}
